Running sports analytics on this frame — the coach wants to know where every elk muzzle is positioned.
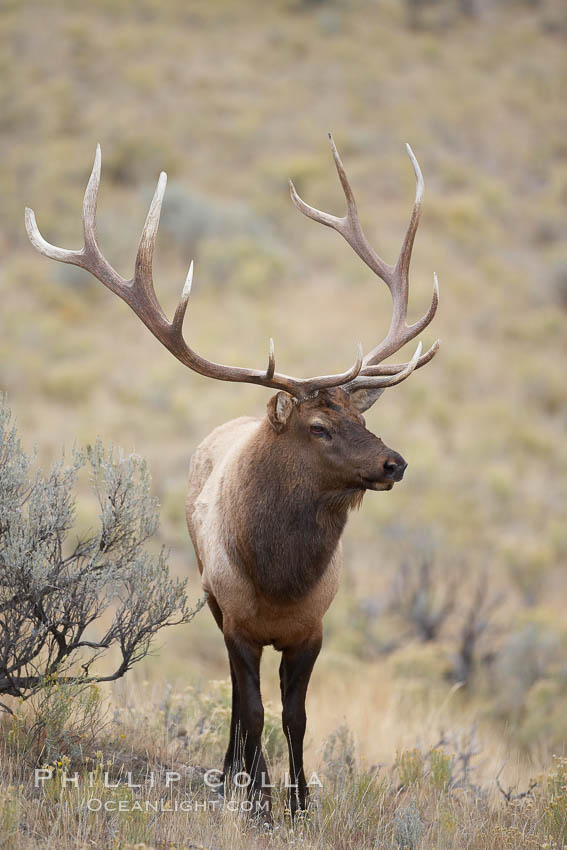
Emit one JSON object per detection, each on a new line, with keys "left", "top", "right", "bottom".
{"left": 362, "top": 450, "right": 407, "bottom": 491}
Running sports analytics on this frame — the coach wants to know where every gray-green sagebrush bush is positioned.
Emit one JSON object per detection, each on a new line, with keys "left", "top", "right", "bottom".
{"left": 0, "top": 399, "right": 205, "bottom": 710}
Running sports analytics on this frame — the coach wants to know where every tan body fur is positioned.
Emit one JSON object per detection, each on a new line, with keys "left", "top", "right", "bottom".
{"left": 186, "top": 416, "right": 341, "bottom": 650}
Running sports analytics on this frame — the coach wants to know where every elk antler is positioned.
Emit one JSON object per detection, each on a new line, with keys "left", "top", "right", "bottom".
{"left": 25, "top": 139, "right": 437, "bottom": 401}
{"left": 290, "top": 134, "right": 440, "bottom": 393}
{"left": 25, "top": 145, "right": 364, "bottom": 401}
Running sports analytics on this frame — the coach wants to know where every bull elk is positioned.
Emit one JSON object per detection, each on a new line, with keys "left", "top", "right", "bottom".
{"left": 25, "top": 135, "right": 440, "bottom": 818}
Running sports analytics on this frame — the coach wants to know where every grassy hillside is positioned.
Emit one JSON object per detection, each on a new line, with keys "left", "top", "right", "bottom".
{"left": 1, "top": 0, "right": 566, "bottom": 846}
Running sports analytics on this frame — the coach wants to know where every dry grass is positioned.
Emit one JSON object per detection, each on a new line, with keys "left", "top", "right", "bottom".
{"left": 0, "top": 674, "right": 564, "bottom": 849}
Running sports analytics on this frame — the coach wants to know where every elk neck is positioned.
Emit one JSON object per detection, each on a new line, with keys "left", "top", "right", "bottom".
{"left": 220, "top": 417, "right": 364, "bottom": 603}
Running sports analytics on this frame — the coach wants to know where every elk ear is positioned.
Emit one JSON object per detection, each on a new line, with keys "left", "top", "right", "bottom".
{"left": 267, "top": 392, "right": 294, "bottom": 433}
{"left": 347, "top": 387, "right": 386, "bottom": 413}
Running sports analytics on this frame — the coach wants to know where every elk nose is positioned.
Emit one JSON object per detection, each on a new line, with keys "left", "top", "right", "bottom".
{"left": 383, "top": 454, "right": 407, "bottom": 481}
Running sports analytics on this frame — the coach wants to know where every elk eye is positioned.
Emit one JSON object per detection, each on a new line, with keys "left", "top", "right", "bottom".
{"left": 310, "top": 424, "right": 330, "bottom": 438}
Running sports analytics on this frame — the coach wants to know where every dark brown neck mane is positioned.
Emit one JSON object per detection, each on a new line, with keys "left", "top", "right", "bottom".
{"left": 221, "top": 420, "right": 363, "bottom": 602}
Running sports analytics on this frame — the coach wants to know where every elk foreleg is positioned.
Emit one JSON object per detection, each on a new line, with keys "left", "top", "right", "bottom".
{"left": 224, "top": 632, "right": 271, "bottom": 818}
{"left": 279, "top": 632, "right": 322, "bottom": 817}
{"left": 223, "top": 659, "right": 242, "bottom": 779}
{"left": 205, "top": 596, "right": 244, "bottom": 784}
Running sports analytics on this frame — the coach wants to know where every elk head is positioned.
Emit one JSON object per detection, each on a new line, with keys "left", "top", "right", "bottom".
{"left": 25, "top": 135, "right": 440, "bottom": 493}
{"left": 266, "top": 386, "right": 407, "bottom": 497}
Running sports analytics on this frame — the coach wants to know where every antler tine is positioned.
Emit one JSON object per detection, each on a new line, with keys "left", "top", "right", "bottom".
{"left": 407, "top": 271, "right": 439, "bottom": 337}
{"left": 290, "top": 133, "right": 394, "bottom": 288}
{"left": 25, "top": 205, "right": 81, "bottom": 264}
{"left": 135, "top": 170, "right": 168, "bottom": 313}
{"left": 289, "top": 179, "right": 341, "bottom": 231}
{"left": 406, "top": 143, "right": 424, "bottom": 204}
{"left": 25, "top": 145, "right": 102, "bottom": 265}
{"left": 266, "top": 338, "right": 276, "bottom": 381}
{"left": 387, "top": 143, "right": 424, "bottom": 326}
{"left": 172, "top": 260, "right": 194, "bottom": 334}
{"left": 26, "top": 145, "right": 128, "bottom": 300}
{"left": 361, "top": 338, "right": 440, "bottom": 376}
{"left": 344, "top": 341, "right": 423, "bottom": 393}
{"left": 82, "top": 143, "right": 101, "bottom": 250}
{"left": 328, "top": 132, "right": 357, "bottom": 217}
